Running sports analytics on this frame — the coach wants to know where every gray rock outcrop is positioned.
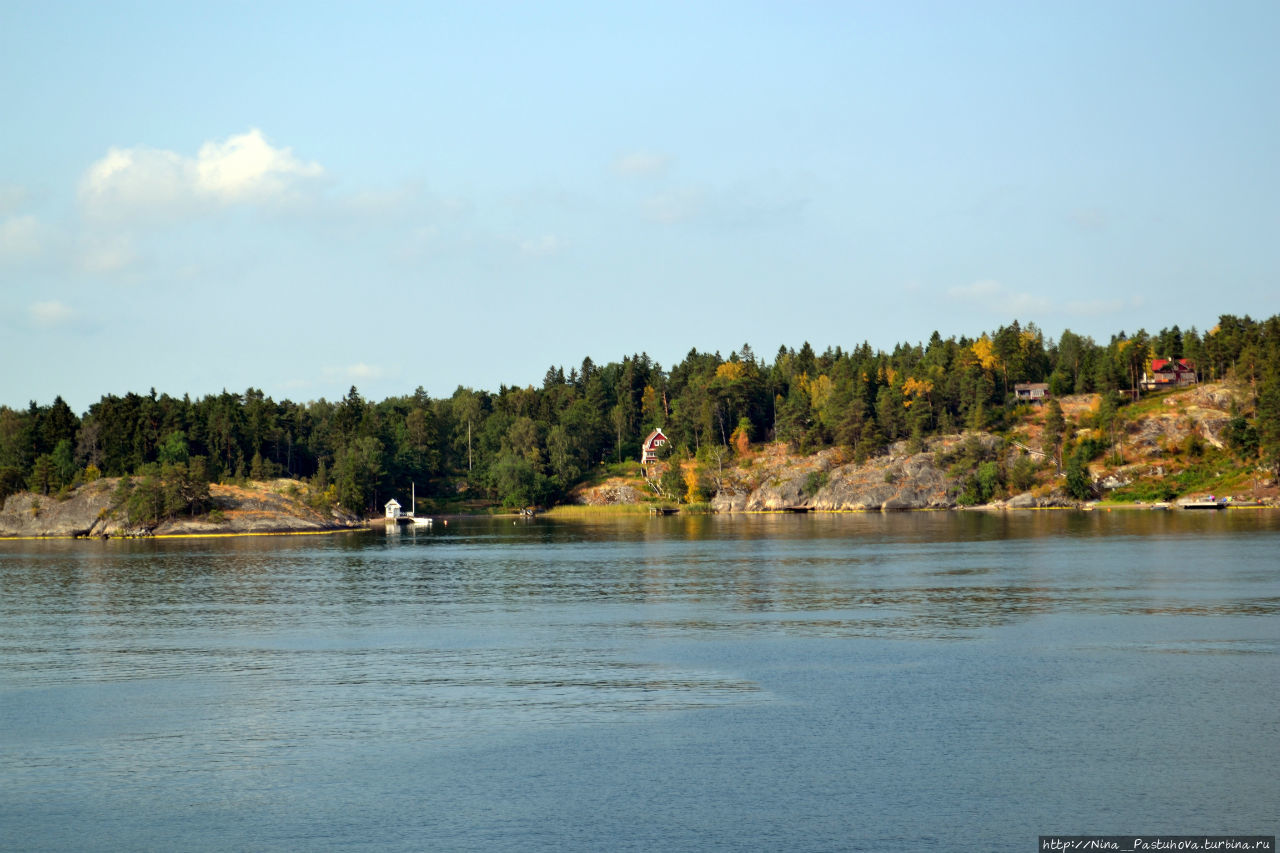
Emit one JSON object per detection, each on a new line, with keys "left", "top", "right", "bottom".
{"left": 717, "top": 436, "right": 1004, "bottom": 512}
{"left": 0, "top": 479, "right": 120, "bottom": 537}
{"left": 1, "top": 478, "right": 354, "bottom": 538}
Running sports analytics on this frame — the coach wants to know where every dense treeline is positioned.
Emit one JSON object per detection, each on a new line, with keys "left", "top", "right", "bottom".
{"left": 3, "top": 314, "right": 1279, "bottom": 514}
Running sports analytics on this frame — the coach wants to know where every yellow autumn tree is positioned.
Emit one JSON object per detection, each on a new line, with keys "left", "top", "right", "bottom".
{"left": 714, "top": 361, "right": 747, "bottom": 382}
{"left": 901, "top": 376, "right": 934, "bottom": 409}
{"left": 805, "top": 374, "right": 834, "bottom": 412}
{"left": 641, "top": 384, "right": 662, "bottom": 427}
{"left": 684, "top": 465, "right": 707, "bottom": 503}
{"left": 971, "top": 334, "right": 1000, "bottom": 373}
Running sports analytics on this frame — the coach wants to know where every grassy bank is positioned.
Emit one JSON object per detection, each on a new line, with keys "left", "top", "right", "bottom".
{"left": 541, "top": 504, "right": 666, "bottom": 519}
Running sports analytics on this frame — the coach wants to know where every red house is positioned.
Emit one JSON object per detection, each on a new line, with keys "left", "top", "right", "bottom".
{"left": 1141, "top": 358, "right": 1198, "bottom": 390}
{"left": 641, "top": 428, "right": 668, "bottom": 466}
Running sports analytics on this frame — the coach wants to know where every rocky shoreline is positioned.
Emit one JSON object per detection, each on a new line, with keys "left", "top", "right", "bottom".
{"left": 576, "top": 385, "right": 1278, "bottom": 513}
{"left": 707, "top": 435, "right": 1080, "bottom": 513}
{"left": 0, "top": 478, "right": 359, "bottom": 539}
{"left": 6, "top": 402, "right": 1274, "bottom": 538}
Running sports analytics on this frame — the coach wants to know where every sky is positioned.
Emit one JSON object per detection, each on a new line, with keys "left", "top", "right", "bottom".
{"left": 2, "top": 1, "right": 1278, "bottom": 413}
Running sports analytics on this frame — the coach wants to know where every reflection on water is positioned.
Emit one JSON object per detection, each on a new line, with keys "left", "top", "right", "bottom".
{"left": 2, "top": 510, "right": 1278, "bottom": 852}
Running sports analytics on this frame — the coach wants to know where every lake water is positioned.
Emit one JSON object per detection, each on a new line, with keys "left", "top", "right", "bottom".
{"left": 2, "top": 511, "right": 1278, "bottom": 851}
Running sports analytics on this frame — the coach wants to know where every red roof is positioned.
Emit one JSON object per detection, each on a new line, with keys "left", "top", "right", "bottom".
{"left": 1151, "top": 358, "right": 1193, "bottom": 372}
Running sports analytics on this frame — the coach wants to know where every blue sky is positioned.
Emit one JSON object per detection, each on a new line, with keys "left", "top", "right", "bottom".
{"left": 3, "top": 1, "right": 1277, "bottom": 412}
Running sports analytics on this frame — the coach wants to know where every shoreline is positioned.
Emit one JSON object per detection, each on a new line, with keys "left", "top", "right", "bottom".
{"left": 0, "top": 526, "right": 364, "bottom": 542}
{"left": 5, "top": 501, "right": 1274, "bottom": 541}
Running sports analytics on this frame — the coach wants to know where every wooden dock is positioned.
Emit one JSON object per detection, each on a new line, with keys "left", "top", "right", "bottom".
{"left": 385, "top": 515, "right": 433, "bottom": 526}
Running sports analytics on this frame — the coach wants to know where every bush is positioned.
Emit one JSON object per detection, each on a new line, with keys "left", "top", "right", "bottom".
{"left": 1008, "top": 455, "right": 1037, "bottom": 492}
{"left": 1073, "top": 437, "right": 1108, "bottom": 462}
{"left": 1064, "top": 454, "right": 1093, "bottom": 500}
{"left": 1225, "top": 416, "right": 1258, "bottom": 458}
{"left": 1109, "top": 481, "right": 1177, "bottom": 503}
{"left": 955, "top": 460, "right": 1002, "bottom": 506}
{"left": 0, "top": 466, "right": 26, "bottom": 503}
{"left": 660, "top": 459, "right": 685, "bottom": 502}
{"left": 940, "top": 434, "right": 994, "bottom": 470}
{"left": 803, "top": 470, "right": 829, "bottom": 496}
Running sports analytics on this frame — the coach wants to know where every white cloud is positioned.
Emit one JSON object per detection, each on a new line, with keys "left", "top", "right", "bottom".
{"left": 29, "top": 300, "right": 73, "bottom": 329}
{"left": 643, "top": 188, "right": 704, "bottom": 224}
{"left": 0, "top": 214, "right": 44, "bottom": 261}
{"left": 947, "top": 279, "right": 1052, "bottom": 315}
{"left": 81, "top": 146, "right": 189, "bottom": 212}
{"left": 637, "top": 179, "right": 808, "bottom": 229}
{"left": 948, "top": 279, "right": 1142, "bottom": 320}
{"left": 325, "top": 363, "right": 384, "bottom": 380}
{"left": 948, "top": 279, "right": 1004, "bottom": 301}
{"left": 614, "top": 151, "right": 673, "bottom": 178}
{"left": 518, "top": 234, "right": 565, "bottom": 257}
{"left": 343, "top": 183, "right": 423, "bottom": 216}
{"left": 80, "top": 234, "right": 139, "bottom": 274}
{"left": 1007, "top": 291, "right": 1054, "bottom": 316}
{"left": 193, "top": 129, "right": 322, "bottom": 201}
{"left": 0, "top": 185, "right": 30, "bottom": 217}
{"left": 79, "top": 129, "right": 323, "bottom": 216}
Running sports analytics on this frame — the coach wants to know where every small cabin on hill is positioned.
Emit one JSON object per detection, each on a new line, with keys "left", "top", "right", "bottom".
{"left": 384, "top": 498, "right": 402, "bottom": 519}
{"left": 1014, "top": 382, "right": 1050, "bottom": 403}
{"left": 641, "top": 428, "right": 668, "bottom": 467}
{"left": 1141, "top": 358, "right": 1198, "bottom": 390}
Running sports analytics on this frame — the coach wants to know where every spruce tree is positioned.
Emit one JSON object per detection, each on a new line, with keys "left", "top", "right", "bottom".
{"left": 1042, "top": 398, "right": 1065, "bottom": 473}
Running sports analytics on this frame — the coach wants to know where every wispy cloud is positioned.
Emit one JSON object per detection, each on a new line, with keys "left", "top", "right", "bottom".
{"left": 29, "top": 300, "right": 73, "bottom": 329}
{"left": 643, "top": 188, "right": 705, "bottom": 224}
{"left": 79, "top": 129, "right": 323, "bottom": 217}
{"left": 1068, "top": 208, "right": 1108, "bottom": 231}
{"left": 948, "top": 279, "right": 1142, "bottom": 319}
{"left": 518, "top": 234, "right": 565, "bottom": 257}
{"left": 640, "top": 179, "right": 809, "bottom": 228}
{"left": 79, "top": 234, "right": 139, "bottom": 274}
{"left": 0, "top": 214, "right": 44, "bottom": 262}
{"left": 614, "top": 151, "right": 673, "bottom": 178}
{"left": 325, "top": 363, "right": 384, "bottom": 381}
{"left": 947, "top": 279, "right": 1054, "bottom": 316}
{"left": 0, "top": 185, "right": 30, "bottom": 217}
{"left": 948, "top": 279, "right": 1004, "bottom": 302}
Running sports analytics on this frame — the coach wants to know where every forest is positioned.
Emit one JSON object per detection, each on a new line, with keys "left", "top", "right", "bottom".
{"left": 3, "top": 314, "right": 1279, "bottom": 517}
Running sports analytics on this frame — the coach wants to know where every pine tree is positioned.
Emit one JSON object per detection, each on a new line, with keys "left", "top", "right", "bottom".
{"left": 1257, "top": 373, "right": 1280, "bottom": 476}
{"left": 1042, "top": 398, "right": 1065, "bottom": 473}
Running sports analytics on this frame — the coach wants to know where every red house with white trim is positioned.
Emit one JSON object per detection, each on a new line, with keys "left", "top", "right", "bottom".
{"left": 641, "top": 428, "right": 668, "bottom": 466}
{"left": 1141, "top": 358, "right": 1198, "bottom": 390}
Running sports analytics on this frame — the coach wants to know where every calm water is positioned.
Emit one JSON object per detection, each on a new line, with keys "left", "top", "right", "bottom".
{"left": 2, "top": 511, "right": 1278, "bottom": 851}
